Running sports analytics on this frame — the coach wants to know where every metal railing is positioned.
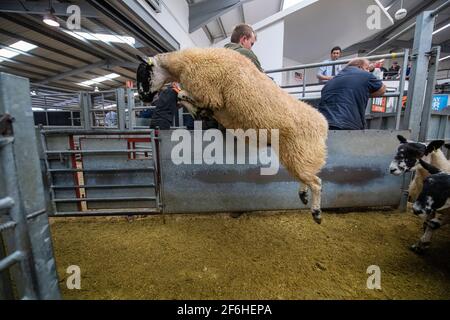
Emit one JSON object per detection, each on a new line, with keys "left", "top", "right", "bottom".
{"left": 265, "top": 50, "right": 410, "bottom": 130}
{"left": 40, "top": 129, "right": 162, "bottom": 217}
{"left": 0, "top": 133, "right": 38, "bottom": 299}
{"left": 32, "top": 93, "right": 82, "bottom": 128}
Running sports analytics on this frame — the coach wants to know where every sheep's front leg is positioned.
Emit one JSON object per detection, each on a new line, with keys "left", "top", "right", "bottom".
{"left": 410, "top": 212, "right": 436, "bottom": 254}
{"left": 424, "top": 211, "right": 450, "bottom": 230}
{"left": 410, "top": 226, "right": 434, "bottom": 254}
{"left": 178, "top": 90, "right": 198, "bottom": 117}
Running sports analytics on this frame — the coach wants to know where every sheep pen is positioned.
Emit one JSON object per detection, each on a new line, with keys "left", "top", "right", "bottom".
{"left": 50, "top": 210, "right": 450, "bottom": 300}
{"left": 43, "top": 49, "right": 450, "bottom": 300}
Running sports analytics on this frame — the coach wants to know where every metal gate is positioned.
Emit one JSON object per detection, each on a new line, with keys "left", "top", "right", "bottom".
{"left": 1, "top": 72, "right": 60, "bottom": 300}
{"left": 39, "top": 129, "right": 162, "bottom": 216}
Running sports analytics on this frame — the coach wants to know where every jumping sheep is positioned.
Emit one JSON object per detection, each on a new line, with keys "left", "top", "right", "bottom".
{"left": 137, "top": 48, "right": 329, "bottom": 224}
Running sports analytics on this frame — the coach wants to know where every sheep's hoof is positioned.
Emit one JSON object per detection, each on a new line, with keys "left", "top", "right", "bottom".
{"left": 299, "top": 191, "right": 308, "bottom": 205}
{"left": 410, "top": 241, "right": 430, "bottom": 254}
{"left": 311, "top": 209, "right": 322, "bottom": 225}
{"left": 230, "top": 212, "right": 243, "bottom": 219}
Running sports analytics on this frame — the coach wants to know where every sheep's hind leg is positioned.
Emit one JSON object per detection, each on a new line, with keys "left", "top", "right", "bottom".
{"left": 296, "top": 174, "right": 322, "bottom": 224}
{"left": 298, "top": 184, "right": 308, "bottom": 205}
{"left": 308, "top": 176, "right": 323, "bottom": 224}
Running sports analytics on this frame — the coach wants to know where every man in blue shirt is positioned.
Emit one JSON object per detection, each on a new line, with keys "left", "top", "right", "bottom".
{"left": 318, "top": 58, "right": 386, "bottom": 130}
{"left": 317, "top": 46, "right": 344, "bottom": 83}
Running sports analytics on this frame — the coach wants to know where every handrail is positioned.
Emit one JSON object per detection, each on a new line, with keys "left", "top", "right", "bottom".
{"left": 431, "top": 0, "right": 450, "bottom": 17}
{"left": 364, "top": 1, "right": 450, "bottom": 55}
{"left": 365, "top": 24, "right": 416, "bottom": 56}
{"left": 40, "top": 129, "right": 155, "bottom": 135}
{"left": 265, "top": 52, "right": 405, "bottom": 74}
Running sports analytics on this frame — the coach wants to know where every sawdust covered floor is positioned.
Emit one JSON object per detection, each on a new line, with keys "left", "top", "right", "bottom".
{"left": 49, "top": 210, "right": 450, "bottom": 300}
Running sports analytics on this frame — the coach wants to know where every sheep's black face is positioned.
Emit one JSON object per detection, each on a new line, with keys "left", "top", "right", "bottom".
{"left": 412, "top": 174, "right": 450, "bottom": 218}
{"left": 389, "top": 135, "right": 444, "bottom": 175}
{"left": 389, "top": 136, "right": 426, "bottom": 175}
{"left": 136, "top": 58, "right": 157, "bottom": 103}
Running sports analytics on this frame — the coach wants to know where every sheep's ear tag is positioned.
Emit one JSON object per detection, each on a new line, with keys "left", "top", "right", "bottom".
{"left": 147, "top": 58, "right": 153, "bottom": 66}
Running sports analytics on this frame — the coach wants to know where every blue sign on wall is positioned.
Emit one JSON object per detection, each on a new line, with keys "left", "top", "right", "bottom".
{"left": 432, "top": 94, "right": 449, "bottom": 112}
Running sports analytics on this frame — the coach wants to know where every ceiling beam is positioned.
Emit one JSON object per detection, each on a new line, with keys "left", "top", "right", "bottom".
{"left": 0, "top": 27, "right": 93, "bottom": 64}
{"left": 0, "top": 0, "right": 98, "bottom": 17}
{"left": 29, "top": 16, "right": 138, "bottom": 62}
{"left": 0, "top": 49, "right": 60, "bottom": 74}
{"left": 88, "top": 0, "right": 179, "bottom": 52}
{"left": 0, "top": 38, "right": 130, "bottom": 83}
{"left": 52, "top": 15, "right": 140, "bottom": 63}
{"left": 189, "top": 0, "right": 241, "bottom": 33}
{"left": 202, "top": 26, "right": 214, "bottom": 43}
{"left": 36, "top": 60, "right": 111, "bottom": 85}
{"left": 0, "top": 13, "right": 105, "bottom": 58}
{"left": 87, "top": 17, "right": 145, "bottom": 56}
{"left": 343, "top": 39, "right": 383, "bottom": 54}
{"left": 346, "top": 13, "right": 450, "bottom": 55}
{"left": 217, "top": 17, "right": 227, "bottom": 39}
{"left": 240, "top": 3, "right": 245, "bottom": 22}
{"left": 0, "top": 13, "right": 129, "bottom": 61}
{"left": 36, "top": 59, "right": 138, "bottom": 85}
{"left": 0, "top": 14, "right": 136, "bottom": 81}
{"left": 374, "top": 0, "right": 440, "bottom": 41}
{"left": 383, "top": 0, "right": 401, "bottom": 10}
{"left": 0, "top": 64, "right": 47, "bottom": 79}
{"left": 0, "top": 41, "right": 71, "bottom": 70}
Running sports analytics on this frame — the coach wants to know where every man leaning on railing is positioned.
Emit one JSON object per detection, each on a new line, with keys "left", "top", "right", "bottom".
{"left": 318, "top": 58, "right": 386, "bottom": 130}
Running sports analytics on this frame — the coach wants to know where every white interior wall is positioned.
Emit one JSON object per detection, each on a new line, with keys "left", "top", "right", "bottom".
{"left": 252, "top": 21, "right": 285, "bottom": 85}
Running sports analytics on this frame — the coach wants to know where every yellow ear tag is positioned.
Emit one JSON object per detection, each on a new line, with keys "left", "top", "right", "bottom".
{"left": 147, "top": 58, "right": 153, "bottom": 66}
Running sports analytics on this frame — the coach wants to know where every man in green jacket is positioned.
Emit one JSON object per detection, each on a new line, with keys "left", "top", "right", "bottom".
{"left": 224, "top": 23, "right": 263, "bottom": 72}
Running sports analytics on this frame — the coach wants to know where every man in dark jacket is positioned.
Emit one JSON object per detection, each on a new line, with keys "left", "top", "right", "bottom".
{"left": 224, "top": 23, "right": 263, "bottom": 72}
{"left": 149, "top": 83, "right": 187, "bottom": 129}
{"left": 318, "top": 58, "right": 386, "bottom": 130}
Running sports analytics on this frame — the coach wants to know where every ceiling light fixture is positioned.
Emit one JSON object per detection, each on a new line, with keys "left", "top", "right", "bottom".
{"left": 394, "top": 0, "right": 407, "bottom": 20}
{"left": 43, "top": 0, "right": 60, "bottom": 27}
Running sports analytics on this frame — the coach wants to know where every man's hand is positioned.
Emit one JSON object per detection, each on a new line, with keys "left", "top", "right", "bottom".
{"left": 317, "top": 74, "right": 333, "bottom": 82}
{"left": 370, "top": 84, "right": 386, "bottom": 97}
